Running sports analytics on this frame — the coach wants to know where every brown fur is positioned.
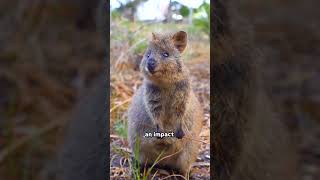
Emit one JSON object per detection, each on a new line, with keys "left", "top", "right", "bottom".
{"left": 212, "top": 1, "right": 299, "bottom": 179}
{"left": 128, "top": 31, "right": 203, "bottom": 176}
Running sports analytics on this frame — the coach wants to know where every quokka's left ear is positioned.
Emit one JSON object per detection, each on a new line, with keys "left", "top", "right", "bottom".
{"left": 172, "top": 31, "right": 187, "bottom": 53}
{"left": 152, "top": 32, "right": 158, "bottom": 41}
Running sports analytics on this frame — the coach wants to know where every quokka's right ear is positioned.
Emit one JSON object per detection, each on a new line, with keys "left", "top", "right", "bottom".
{"left": 172, "top": 31, "right": 187, "bottom": 53}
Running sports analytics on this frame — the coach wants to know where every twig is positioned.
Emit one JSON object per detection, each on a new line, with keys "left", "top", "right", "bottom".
{"left": 157, "top": 143, "right": 185, "bottom": 164}
{"left": 110, "top": 97, "right": 132, "bottom": 113}
{"left": 151, "top": 169, "right": 159, "bottom": 180}
{"left": 110, "top": 134, "right": 121, "bottom": 138}
{"left": 160, "top": 174, "right": 187, "bottom": 180}
{"left": 192, "top": 162, "right": 210, "bottom": 167}
{"left": 183, "top": 136, "right": 209, "bottom": 144}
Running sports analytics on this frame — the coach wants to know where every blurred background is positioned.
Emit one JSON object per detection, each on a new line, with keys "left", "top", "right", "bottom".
{"left": 239, "top": 0, "right": 320, "bottom": 129}
{"left": 109, "top": 0, "right": 210, "bottom": 179}
{"left": 0, "top": 0, "right": 104, "bottom": 179}
{"left": 235, "top": 1, "right": 320, "bottom": 179}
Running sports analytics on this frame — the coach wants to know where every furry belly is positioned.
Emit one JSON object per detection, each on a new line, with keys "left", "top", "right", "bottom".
{"left": 139, "top": 137, "right": 183, "bottom": 163}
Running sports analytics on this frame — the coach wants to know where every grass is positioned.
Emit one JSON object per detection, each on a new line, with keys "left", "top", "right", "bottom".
{"left": 111, "top": 137, "right": 165, "bottom": 180}
{"left": 131, "top": 137, "right": 165, "bottom": 180}
{"left": 112, "top": 118, "right": 167, "bottom": 179}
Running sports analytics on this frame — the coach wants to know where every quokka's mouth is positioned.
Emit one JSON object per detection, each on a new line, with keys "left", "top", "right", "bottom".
{"left": 144, "top": 65, "right": 156, "bottom": 75}
{"left": 145, "top": 65, "right": 150, "bottom": 73}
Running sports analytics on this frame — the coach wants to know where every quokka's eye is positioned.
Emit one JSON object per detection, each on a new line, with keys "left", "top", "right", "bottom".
{"left": 146, "top": 51, "right": 151, "bottom": 58}
{"left": 162, "top": 52, "right": 169, "bottom": 58}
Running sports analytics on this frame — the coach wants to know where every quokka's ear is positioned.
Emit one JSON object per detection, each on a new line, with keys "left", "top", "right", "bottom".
{"left": 172, "top": 31, "right": 187, "bottom": 53}
{"left": 151, "top": 32, "right": 158, "bottom": 41}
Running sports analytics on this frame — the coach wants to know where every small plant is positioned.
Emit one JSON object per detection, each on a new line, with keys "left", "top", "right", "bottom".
{"left": 132, "top": 137, "right": 141, "bottom": 180}
{"left": 114, "top": 119, "right": 128, "bottom": 139}
{"left": 131, "top": 137, "right": 164, "bottom": 180}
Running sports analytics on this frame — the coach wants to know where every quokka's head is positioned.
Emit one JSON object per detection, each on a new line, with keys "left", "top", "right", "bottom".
{"left": 140, "top": 31, "right": 188, "bottom": 85}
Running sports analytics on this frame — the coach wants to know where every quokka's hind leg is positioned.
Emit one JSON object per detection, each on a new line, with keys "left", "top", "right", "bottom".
{"left": 175, "top": 142, "right": 200, "bottom": 177}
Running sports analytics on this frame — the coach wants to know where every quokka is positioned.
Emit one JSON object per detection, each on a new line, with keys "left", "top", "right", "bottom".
{"left": 128, "top": 31, "right": 203, "bottom": 176}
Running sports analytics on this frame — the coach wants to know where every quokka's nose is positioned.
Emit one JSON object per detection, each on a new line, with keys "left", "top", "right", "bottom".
{"left": 156, "top": 124, "right": 161, "bottom": 139}
{"left": 175, "top": 128, "right": 185, "bottom": 139}
{"left": 147, "top": 58, "right": 156, "bottom": 73}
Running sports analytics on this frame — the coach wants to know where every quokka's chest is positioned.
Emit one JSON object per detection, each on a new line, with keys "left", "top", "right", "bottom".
{"left": 143, "top": 80, "right": 190, "bottom": 117}
{"left": 146, "top": 90, "right": 185, "bottom": 110}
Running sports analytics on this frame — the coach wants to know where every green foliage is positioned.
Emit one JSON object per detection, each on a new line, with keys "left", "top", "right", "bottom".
{"left": 120, "top": 19, "right": 132, "bottom": 29}
{"left": 111, "top": 10, "right": 121, "bottom": 20}
{"left": 193, "top": 2, "right": 210, "bottom": 36}
{"left": 180, "top": 5, "right": 190, "bottom": 17}
{"left": 111, "top": 16, "right": 208, "bottom": 60}
{"left": 133, "top": 41, "right": 148, "bottom": 54}
{"left": 132, "top": 137, "right": 141, "bottom": 180}
{"left": 114, "top": 119, "right": 128, "bottom": 139}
